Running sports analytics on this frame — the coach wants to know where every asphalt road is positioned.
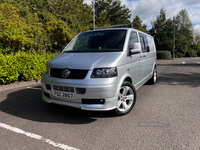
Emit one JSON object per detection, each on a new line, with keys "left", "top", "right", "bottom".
{"left": 0, "top": 57, "right": 200, "bottom": 150}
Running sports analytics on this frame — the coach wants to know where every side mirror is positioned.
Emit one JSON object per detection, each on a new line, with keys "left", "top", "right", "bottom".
{"left": 130, "top": 43, "right": 141, "bottom": 54}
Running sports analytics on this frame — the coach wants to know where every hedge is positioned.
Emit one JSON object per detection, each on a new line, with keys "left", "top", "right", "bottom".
{"left": 0, "top": 52, "right": 58, "bottom": 85}
{"left": 157, "top": 51, "right": 172, "bottom": 59}
{"left": 185, "top": 49, "right": 198, "bottom": 57}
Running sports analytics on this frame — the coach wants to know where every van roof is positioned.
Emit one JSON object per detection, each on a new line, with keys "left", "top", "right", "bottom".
{"left": 84, "top": 28, "right": 153, "bottom": 38}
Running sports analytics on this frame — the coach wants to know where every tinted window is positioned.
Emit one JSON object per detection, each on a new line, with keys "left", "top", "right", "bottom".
{"left": 139, "top": 33, "right": 150, "bottom": 53}
{"left": 140, "top": 36, "right": 145, "bottom": 53}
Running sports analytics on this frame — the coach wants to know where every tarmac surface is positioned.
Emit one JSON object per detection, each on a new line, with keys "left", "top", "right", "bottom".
{"left": 0, "top": 57, "right": 200, "bottom": 150}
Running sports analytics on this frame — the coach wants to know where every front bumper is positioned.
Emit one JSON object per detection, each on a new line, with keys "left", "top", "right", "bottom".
{"left": 41, "top": 74, "right": 118, "bottom": 111}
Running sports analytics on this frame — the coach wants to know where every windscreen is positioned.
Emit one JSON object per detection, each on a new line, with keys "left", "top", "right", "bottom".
{"left": 63, "top": 30, "right": 127, "bottom": 52}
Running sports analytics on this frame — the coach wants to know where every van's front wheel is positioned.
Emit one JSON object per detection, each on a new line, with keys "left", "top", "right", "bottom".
{"left": 113, "top": 81, "right": 136, "bottom": 116}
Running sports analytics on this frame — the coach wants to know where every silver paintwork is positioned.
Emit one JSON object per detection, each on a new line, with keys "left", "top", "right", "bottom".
{"left": 41, "top": 28, "right": 157, "bottom": 111}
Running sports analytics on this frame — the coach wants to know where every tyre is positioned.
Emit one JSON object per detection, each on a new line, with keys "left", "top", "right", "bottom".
{"left": 113, "top": 81, "right": 136, "bottom": 116}
{"left": 148, "top": 67, "right": 157, "bottom": 85}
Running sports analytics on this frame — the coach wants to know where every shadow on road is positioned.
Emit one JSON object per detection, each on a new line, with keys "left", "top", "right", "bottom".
{"left": 157, "top": 61, "right": 200, "bottom": 87}
{"left": 157, "top": 63, "right": 200, "bottom": 67}
{"left": 157, "top": 72, "right": 200, "bottom": 87}
{"left": 0, "top": 86, "right": 117, "bottom": 124}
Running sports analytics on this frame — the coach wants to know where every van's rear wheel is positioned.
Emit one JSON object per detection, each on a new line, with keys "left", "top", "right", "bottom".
{"left": 148, "top": 67, "right": 157, "bottom": 84}
{"left": 113, "top": 81, "right": 136, "bottom": 116}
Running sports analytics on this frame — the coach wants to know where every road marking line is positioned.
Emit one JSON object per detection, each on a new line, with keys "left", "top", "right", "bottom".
{"left": 27, "top": 87, "right": 42, "bottom": 90}
{"left": 0, "top": 122, "right": 79, "bottom": 150}
{"left": 197, "top": 62, "right": 200, "bottom": 64}
{"left": 182, "top": 62, "right": 186, "bottom": 64}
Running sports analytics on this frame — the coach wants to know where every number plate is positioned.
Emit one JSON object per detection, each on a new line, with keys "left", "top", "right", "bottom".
{"left": 53, "top": 91, "right": 74, "bottom": 99}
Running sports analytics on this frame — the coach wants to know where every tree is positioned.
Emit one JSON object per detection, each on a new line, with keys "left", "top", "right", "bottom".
{"left": 132, "top": 15, "right": 147, "bottom": 32}
{"left": 174, "top": 9, "right": 193, "bottom": 56}
{"left": 0, "top": 3, "right": 34, "bottom": 54}
{"left": 94, "top": 0, "right": 131, "bottom": 26}
{"left": 150, "top": 8, "right": 195, "bottom": 57}
{"left": 48, "top": 0, "right": 93, "bottom": 33}
{"left": 150, "top": 8, "right": 172, "bottom": 51}
{"left": 46, "top": 18, "right": 73, "bottom": 52}
{"left": 0, "top": 0, "right": 92, "bottom": 53}
{"left": 194, "top": 30, "right": 200, "bottom": 45}
{"left": 132, "top": 15, "right": 142, "bottom": 29}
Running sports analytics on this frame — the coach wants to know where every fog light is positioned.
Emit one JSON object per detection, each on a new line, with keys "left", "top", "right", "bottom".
{"left": 82, "top": 99, "right": 105, "bottom": 104}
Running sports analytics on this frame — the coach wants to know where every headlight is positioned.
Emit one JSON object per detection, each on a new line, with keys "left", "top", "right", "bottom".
{"left": 91, "top": 67, "right": 117, "bottom": 78}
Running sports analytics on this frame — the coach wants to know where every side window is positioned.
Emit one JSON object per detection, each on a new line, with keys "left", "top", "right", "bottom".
{"left": 128, "top": 32, "right": 138, "bottom": 48}
{"left": 139, "top": 33, "right": 150, "bottom": 53}
{"left": 147, "top": 37, "right": 155, "bottom": 52}
{"left": 140, "top": 36, "right": 145, "bottom": 53}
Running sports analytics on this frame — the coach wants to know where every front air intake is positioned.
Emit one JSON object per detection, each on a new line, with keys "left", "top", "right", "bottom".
{"left": 82, "top": 99, "right": 105, "bottom": 104}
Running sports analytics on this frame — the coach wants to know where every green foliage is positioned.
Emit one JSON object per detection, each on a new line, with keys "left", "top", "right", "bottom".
{"left": 150, "top": 8, "right": 173, "bottom": 51}
{"left": 50, "top": 0, "right": 93, "bottom": 33}
{"left": 94, "top": 0, "right": 131, "bottom": 26}
{"left": 0, "top": 53, "right": 19, "bottom": 84}
{"left": 0, "top": 1, "right": 92, "bottom": 54}
{"left": 46, "top": 18, "right": 73, "bottom": 52}
{"left": 174, "top": 9, "right": 193, "bottom": 56}
{"left": 0, "top": 52, "right": 58, "bottom": 84}
{"left": 185, "top": 49, "right": 197, "bottom": 57}
{"left": 0, "top": 3, "right": 33, "bottom": 54}
{"left": 157, "top": 51, "right": 171, "bottom": 59}
{"left": 150, "top": 8, "right": 195, "bottom": 57}
{"left": 132, "top": 15, "right": 148, "bottom": 32}
{"left": 194, "top": 31, "right": 200, "bottom": 45}
{"left": 175, "top": 52, "right": 183, "bottom": 58}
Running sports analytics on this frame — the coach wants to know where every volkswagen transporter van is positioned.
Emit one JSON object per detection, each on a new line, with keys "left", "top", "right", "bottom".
{"left": 41, "top": 24, "right": 157, "bottom": 115}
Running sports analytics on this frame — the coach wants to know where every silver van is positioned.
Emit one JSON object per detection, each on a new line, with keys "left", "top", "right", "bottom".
{"left": 41, "top": 24, "right": 157, "bottom": 115}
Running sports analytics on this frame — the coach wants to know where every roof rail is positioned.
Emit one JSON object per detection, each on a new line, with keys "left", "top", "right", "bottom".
{"left": 91, "top": 23, "right": 133, "bottom": 30}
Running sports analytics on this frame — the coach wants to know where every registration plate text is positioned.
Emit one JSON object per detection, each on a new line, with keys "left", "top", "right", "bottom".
{"left": 53, "top": 91, "right": 74, "bottom": 99}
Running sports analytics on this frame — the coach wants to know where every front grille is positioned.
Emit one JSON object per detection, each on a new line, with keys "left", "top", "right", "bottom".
{"left": 53, "top": 85, "right": 74, "bottom": 93}
{"left": 50, "top": 68, "right": 88, "bottom": 79}
{"left": 76, "top": 88, "right": 86, "bottom": 94}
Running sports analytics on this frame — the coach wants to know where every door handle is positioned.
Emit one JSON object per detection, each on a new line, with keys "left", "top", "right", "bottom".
{"left": 143, "top": 55, "right": 146, "bottom": 58}
{"left": 140, "top": 56, "right": 143, "bottom": 59}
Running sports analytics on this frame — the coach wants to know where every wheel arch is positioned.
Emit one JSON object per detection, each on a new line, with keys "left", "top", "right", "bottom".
{"left": 115, "top": 74, "right": 134, "bottom": 97}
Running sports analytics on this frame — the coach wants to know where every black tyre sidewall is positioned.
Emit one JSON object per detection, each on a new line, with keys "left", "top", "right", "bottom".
{"left": 148, "top": 67, "right": 157, "bottom": 85}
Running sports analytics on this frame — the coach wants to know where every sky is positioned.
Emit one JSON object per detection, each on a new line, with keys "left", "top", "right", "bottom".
{"left": 84, "top": 0, "right": 200, "bottom": 31}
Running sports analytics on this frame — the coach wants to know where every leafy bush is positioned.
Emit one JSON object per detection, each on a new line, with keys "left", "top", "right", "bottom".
{"left": 0, "top": 3, "right": 34, "bottom": 54}
{"left": 0, "top": 52, "right": 58, "bottom": 84}
{"left": 0, "top": 3, "right": 74, "bottom": 54}
{"left": 185, "top": 49, "right": 197, "bottom": 57}
{"left": 0, "top": 53, "right": 19, "bottom": 84}
{"left": 175, "top": 52, "right": 183, "bottom": 58}
{"left": 157, "top": 51, "right": 171, "bottom": 59}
